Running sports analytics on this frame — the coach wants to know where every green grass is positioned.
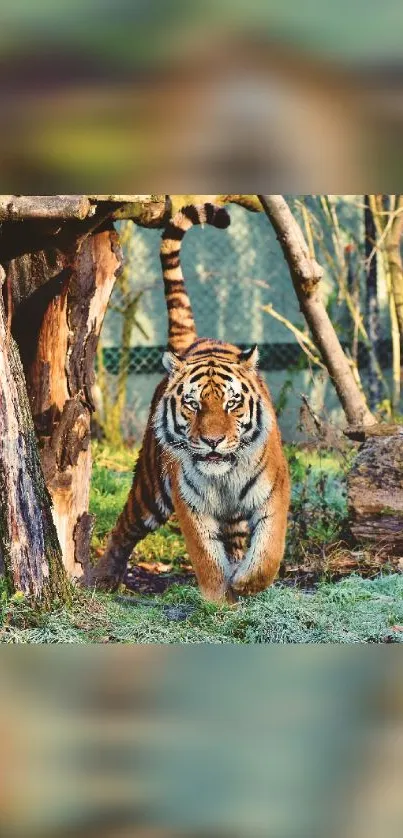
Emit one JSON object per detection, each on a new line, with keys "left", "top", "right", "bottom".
{"left": 1, "top": 442, "right": 402, "bottom": 644}
{"left": 1, "top": 575, "right": 403, "bottom": 644}
{"left": 90, "top": 442, "right": 187, "bottom": 565}
{"left": 89, "top": 442, "right": 134, "bottom": 550}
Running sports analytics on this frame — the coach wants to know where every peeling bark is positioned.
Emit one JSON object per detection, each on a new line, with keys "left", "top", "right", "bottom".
{"left": 0, "top": 267, "right": 69, "bottom": 604}
{"left": 11, "top": 226, "right": 123, "bottom": 577}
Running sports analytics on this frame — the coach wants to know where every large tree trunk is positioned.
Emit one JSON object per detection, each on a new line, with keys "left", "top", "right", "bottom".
{"left": 347, "top": 425, "right": 403, "bottom": 552}
{"left": 0, "top": 267, "right": 69, "bottom": 605}
{"left": 259, "top": 194, "right": 375, "bottom": 428}
{"left": 10, "top": 224, "right": 123, "bottom": 578}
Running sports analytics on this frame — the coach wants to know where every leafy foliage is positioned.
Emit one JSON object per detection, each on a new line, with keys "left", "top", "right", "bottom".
{"left": 286, "top": 446, "right": 349, "bottom": 555}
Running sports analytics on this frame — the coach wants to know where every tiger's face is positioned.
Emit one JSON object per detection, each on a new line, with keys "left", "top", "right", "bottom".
{"left": 155, "top": 346, "right": 271, "bottom": 476}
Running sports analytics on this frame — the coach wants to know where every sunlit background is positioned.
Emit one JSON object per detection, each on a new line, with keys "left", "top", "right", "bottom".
{"left": 99, "top": 196, "right": 401, "bottom": 443}
{"left": 0, "top": 0, "right": 402, "bottom": 191}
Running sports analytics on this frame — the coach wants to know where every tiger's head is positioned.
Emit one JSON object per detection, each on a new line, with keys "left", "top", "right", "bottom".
{"left": 154, "top": 345, "right": 271, "bottom": 476}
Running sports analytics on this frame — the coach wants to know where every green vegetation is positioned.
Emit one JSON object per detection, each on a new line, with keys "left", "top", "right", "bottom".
{"left": 90, "top": 443, "right": 186, "bottom": 567}
{"left": 1, "top": 442, "right": 402, "bottom": 644}
{"left": 90, "top": 442, "right": 134, "bottom": 553}
{"left": 1, "top": 575, "right": 403, "bottom": 644}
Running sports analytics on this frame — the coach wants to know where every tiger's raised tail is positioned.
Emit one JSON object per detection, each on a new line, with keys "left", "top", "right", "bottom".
{"left": 160, "top": 203, "right": 230, "bottom": 354}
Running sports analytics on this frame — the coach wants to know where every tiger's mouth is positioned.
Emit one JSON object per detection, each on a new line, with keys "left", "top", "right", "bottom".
{"left": 194, "top": 452, "right": 236, "bottom": 465}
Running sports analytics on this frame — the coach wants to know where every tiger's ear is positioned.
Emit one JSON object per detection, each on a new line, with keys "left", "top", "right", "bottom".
{"left": 162, "top": 351, "right": 183, "bottom": 375}
{"left": 239, "top": 345, "right": 259, "bottom": 369}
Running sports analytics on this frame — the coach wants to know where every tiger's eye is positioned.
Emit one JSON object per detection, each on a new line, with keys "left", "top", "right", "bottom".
{"left": 184, "top": 399, "right": 199, "bottom": 411}
{"left": 226, "top": 399, "right": 238, "bottom": 409}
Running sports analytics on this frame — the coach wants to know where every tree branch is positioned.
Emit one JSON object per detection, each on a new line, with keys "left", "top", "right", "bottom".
{"left": 0, "top": 195, "right": 93, "bottom": 221}
{"left": 258, "top": 194, "right": 375, "bottom": 428}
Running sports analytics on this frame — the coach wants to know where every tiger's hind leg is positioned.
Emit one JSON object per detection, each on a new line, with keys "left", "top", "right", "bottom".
{"left": 88, "top": 448, "right": 172, "bottom": 591}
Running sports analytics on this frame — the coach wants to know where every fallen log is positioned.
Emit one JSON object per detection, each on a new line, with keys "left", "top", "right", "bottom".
{"left": 347, "top": 425, "right": 403, "bottom": 553}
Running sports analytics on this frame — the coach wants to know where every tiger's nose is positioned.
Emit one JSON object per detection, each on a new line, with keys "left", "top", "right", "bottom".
{"left": 200, "top": 435, "right": 225, "bottom": 450}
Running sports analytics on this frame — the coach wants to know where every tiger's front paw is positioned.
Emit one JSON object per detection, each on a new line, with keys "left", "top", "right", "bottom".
{"left": 199, "top": 581, "right": 232, "bottom": 604}
{"left": 230, "top": 564, "right": 270, "bottom": 596}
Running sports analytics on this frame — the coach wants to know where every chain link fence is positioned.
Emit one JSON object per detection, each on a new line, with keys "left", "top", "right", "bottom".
{"left": 98, "top": 202, "right": 400, "bottom": 441}
{"left": 100, "top": 340, "right": 397, "bottom": 376}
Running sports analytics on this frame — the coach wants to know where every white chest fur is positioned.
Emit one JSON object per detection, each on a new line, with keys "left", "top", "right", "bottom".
{"left": 178, "top": 453, "right": 271, "bottom": 521}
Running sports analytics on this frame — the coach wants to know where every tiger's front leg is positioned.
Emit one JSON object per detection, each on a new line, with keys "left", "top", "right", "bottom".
{"left": 221, "top": 519, "right": 249, "bottom": 566}
{"left": 230, "top": 482, "right": 289, "bottom": 597}
{"left": 172, "top": 485, "right": 232, "bottom": 603}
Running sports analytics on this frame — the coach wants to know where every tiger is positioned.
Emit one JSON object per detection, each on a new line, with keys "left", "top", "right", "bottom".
{"left": 91, "top": 203, "right": 290, "bottom": 602}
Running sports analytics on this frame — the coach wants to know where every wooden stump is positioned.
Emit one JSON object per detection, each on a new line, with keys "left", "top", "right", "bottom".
{"left": 0, "top": 267, "right": 69, "bottom": 605}
{"left": 8, "top": 223, "right": 123, "bottom": 578}
{"left": 347, "top": 425, "right": 403, "bottom": 553}
{"left": 22, "top": 228, "right": 122, "bottom": 577}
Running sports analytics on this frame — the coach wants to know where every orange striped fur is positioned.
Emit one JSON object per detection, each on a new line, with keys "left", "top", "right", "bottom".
{"left": 93, "top": 204, "right": 290, "bottom": 602}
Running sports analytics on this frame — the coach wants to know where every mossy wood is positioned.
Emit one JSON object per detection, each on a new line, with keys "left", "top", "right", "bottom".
{"left": 8, "top": 229, "right": 123, "bottom": 577}
{"left": 2, "top": 207, "right": 123, "bottom": 578}
{"left": 348, "top": 427, "right": 403, "bottom": 552}
{"left": 0, "top": 268, "right": 69, "bottom": 605}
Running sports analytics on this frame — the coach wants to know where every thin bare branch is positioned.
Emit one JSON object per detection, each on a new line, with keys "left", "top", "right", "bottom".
{"left": 261, "top": 303, "right": 326, "bottom": 369}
